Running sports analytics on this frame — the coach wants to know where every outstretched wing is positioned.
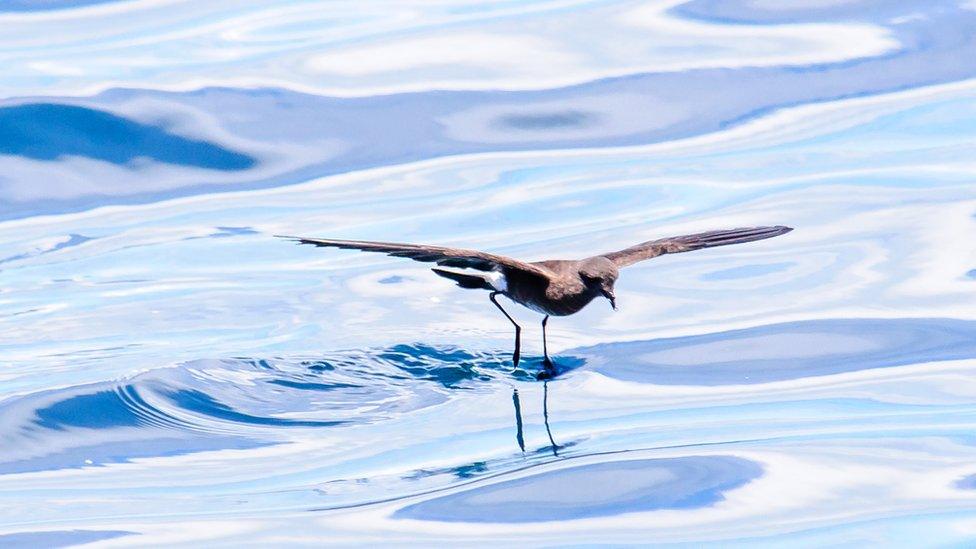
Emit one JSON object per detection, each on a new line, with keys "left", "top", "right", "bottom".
{"left": 601, "top": 226, "right": 792, "bottom": 268}
{"left": 278, "top": 235, "right": 552, "bottom": 277}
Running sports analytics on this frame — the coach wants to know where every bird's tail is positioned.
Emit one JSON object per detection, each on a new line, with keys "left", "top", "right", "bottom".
{"left": 431, "top": 267, "right": 494, "bottom": 290}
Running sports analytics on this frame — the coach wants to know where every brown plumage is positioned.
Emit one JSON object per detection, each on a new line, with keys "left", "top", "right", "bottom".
{"left": 279, "top": 225, "right": 792, "bottom": 376}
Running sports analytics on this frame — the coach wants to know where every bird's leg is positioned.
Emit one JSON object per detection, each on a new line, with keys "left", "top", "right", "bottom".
{"left": 541, "top": 315, "right": 554, "bottom": 372}
{"left": 490, "top": 291, "right": 521, "bottom": 371}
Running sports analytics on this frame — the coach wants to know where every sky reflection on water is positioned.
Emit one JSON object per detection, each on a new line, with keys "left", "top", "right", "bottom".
{"left": 1, "top": 0, "right": 976, "bottom": 546}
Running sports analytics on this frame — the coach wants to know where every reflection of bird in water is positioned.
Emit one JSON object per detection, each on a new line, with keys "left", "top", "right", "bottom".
{"left": 280, "top": 226, "right": 792, "bottom": 378}
{"left": 512, "top": 383, "right": 559, "bottom": 456}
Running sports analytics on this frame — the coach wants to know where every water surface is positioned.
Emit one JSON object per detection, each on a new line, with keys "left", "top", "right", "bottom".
{"left": 2, "top": 0, "right": 976, "bottom": 546}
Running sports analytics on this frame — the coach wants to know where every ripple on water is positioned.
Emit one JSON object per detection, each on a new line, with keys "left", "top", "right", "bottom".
{"left": 394, "top": 455, "right": 762, "bottom": 523}
{"left": 574, "top": 318, "right": 976, "bottom": 385}
{"left": 955, "top": 474, "right": 976, "bottom": 490}
{"left": 0, "top": 344, "right": 539, "bottom": 475}
{"left": 0, "top": 530, "right": 134, "bottom": 548}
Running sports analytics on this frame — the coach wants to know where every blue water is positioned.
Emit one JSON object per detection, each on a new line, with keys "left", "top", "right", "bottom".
{"left": 2, "top": 0, "right": 976, "bottom": 546}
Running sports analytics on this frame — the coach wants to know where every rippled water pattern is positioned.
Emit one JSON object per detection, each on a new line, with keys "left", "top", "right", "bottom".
{"left": 2, "top": 1, "right": 976, "bottom": 546}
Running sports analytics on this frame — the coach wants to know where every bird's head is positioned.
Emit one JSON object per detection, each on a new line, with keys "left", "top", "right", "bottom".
{"left": 579, "top": 257, "right": 619, "bottom": 310}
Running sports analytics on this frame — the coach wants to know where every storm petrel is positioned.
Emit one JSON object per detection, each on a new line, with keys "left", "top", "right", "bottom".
{"left": 280, "top": 225, "right": 792, "bottom": 376}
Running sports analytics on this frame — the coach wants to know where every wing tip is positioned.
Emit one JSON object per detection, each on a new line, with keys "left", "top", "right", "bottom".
{"left": 705, "top": 225, "right": 794, "bottom": 244}
{"left": 757, "top": 225, "right": 793, "bottom": 238}
{"left": 275, "top": 234, "right": 319, "bottom": 245}
{"left": 274, "top": 234, "right": 298, "bottom": 240}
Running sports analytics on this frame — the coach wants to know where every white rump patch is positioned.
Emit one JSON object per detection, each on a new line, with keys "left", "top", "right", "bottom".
{"left": 485, "top": 270, "right": 508, "bottom": 292}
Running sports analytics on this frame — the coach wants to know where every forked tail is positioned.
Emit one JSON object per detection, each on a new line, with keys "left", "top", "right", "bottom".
{"left": 431, "top": 267, "right": 494, "bottom": 290}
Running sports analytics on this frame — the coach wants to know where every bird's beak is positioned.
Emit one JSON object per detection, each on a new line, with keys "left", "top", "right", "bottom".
{"left": 603, "top": 289, "right": 617, "bottom": 311}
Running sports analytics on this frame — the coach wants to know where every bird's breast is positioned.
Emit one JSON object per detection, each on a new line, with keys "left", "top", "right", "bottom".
{"left": 537, "top": 289, "right": 598, "bottom": 316}
{"left": 505, "top": 275, "right": 595, "bottom": 316}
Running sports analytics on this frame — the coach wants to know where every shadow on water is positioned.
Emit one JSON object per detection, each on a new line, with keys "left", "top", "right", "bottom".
{"left": 0, "top": 103, "right": 255, "bottom": 170}
{"left": 573, "top": 318, "right": 976, "bottom": 385}
{"left": 394, "top": 454, "right": 764, "bottom": 523}
{"left": 0, "top": 343, "right": 580, "bottom": 475}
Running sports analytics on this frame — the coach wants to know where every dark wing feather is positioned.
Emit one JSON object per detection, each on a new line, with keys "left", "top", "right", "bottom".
{"left": 277, "top": 236, "right": 552, "bottom": 277}
{"left": 602, "top": 226, "right": 792, "bottom": 267}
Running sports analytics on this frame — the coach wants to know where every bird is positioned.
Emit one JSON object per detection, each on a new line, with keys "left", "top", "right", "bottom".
{"left": 279, "top": 225, "right": 792, "bottom": 378}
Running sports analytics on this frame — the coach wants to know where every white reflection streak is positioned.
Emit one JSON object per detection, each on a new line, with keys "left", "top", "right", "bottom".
{"left": 0, "top": 0, "right": 897, "bottom": 98}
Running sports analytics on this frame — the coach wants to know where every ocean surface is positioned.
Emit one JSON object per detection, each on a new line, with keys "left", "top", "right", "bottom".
{"left": 2, "top": 0, "right": 976, "bottom": 546}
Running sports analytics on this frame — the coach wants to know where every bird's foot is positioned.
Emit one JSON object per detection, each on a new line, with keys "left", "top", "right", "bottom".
{"left": 509, "top": 350, "right": 521, "bottom": 374}
{"left": 536, "top": 358, "right": 557, "bottom": 380}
